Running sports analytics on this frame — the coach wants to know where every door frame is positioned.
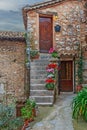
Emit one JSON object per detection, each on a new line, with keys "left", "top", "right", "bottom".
{"left": 39, "top": 14, "right": 53, "bottom": 53}
{"left": 58, "top": 59, "right": 75, "bottom": 93}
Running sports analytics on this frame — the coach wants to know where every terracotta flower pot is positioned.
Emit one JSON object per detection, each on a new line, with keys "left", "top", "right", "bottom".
{"left": 22, "top": 119, "right": 29, "bottom": 130}
{"left": 31, "top": 55, "right": 39, "bottom": 60}
{"left": 24, "top": 119, "right": 29, "bottom": 126}
{"left": 76, "top": 85, "right": 83, "bottom": 92}
{"left": 47, "top": 88, "right": 54, "bottom": 90}
{"left": 29, "top": 118, "right": 34, "bottom": 122}
{"left": 32, "top": 108, "right": 36, "bottom": 117}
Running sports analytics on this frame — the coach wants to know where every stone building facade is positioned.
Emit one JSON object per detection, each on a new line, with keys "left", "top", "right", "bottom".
{"left": 23, "top": 0, "right": 87, "bottom": 54}
{"left": 0, "top": 0, "right": 87, "bottom": 104}
{"left": 23, "top": 0, "right": 87, "bottom": 92}
{"left": 0, "top": 32, "right": 28, "bottom": 104}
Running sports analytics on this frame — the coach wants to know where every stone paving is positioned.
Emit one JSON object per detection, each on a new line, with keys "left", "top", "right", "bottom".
{"left": 29, "top": 93, "right": 75, "bottom": 130}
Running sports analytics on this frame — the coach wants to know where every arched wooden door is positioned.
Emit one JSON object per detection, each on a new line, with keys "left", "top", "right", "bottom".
{"left": 60, "top": 61, "right": 73, "bottom": 92}
{"left": 39, "top": 16, "right": 53, "bottom": 53}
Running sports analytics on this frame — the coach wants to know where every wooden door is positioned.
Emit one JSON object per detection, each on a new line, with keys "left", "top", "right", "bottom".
{"left": 60, "top": 61, "right": 73, "bottom": 92}
{"left": 39, "top": 16, "right": 53, "bottom": 53}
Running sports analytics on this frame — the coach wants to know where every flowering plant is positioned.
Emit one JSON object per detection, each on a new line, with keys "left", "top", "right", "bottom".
{"left": 49, "top": 48, "right": 58, "bottom": 58}
{"left": 48, "top": 63, "right": 58, "bottom": 69}
{"left": 45, "top": 78, "right": 55, "bottom": 83}
{"left": 46, "top": 68, "right": 54, "bottom": 73}
{"left": 47, "top": 74, "right": 55, "bottom": 78}
{"left": 46, "top": 63, "right": 57, "bottom": 79}
{"left": 45, "top": 63, "right": 58, "bottom": 90}
{"left": 45, "top": 78, "right": 55, "bottom": 90}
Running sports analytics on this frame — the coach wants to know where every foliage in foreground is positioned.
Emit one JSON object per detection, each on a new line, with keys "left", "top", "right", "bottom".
{"left": 21, "top": 99, "right": 36, "bottom": 120}
{"left": 72, "top": 87, "right": 87, "bottom": 121}
{"left": 0, "top": 103, "right": 23, "bottom": 130}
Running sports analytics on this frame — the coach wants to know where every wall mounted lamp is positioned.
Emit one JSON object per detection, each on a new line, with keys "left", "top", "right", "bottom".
{"left": 53, "top": 13, "right": 58, "bottom": 21}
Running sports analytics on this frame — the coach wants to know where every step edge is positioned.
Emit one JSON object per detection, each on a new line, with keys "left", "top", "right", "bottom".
{"left": 30, "top": 84, "right": 45, "bottom": 86}
{"left": 30, "top": 90, "right": 54, "bottom": 91}
{"left": 29, "top": 96, "right": 54, "bottom": 98}
{"left": 36, "top": 103, "right": 53, "bottom": 105}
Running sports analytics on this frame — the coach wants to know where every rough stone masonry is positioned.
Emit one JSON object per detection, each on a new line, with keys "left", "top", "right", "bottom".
{"left": 0, "top": 32, "right": 27, "bottom": 104}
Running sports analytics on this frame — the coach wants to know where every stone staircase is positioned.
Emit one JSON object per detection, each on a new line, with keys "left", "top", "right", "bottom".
{"left": 29, "top": 53, "right": 55, "bottom": 106}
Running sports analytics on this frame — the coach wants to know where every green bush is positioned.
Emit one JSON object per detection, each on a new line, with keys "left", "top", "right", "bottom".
{"left": 0, "top": 103, "right": 23, "bottom": 130}
{"left": 72, "top": 87, "right": 87, "bottom": 121}
{"left": 21, "top": 99, "right": 36, "bottom": 120}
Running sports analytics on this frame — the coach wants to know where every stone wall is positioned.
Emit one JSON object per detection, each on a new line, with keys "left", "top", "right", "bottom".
{"left": 27, "top": 0, "right": 87, "bottom": 87}
{"left": 82, "top": 48, "right": 87, "bottom": 85}
{"left": 0, "top": 38, "right": 27, "bottom": 104}
{"left": 27, "top": 0, "right": 86, "bottom": 55}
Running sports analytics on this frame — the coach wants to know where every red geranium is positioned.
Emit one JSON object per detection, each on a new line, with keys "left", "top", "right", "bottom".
{"left": 45, "top": 78, "right": 55, "bottom": 83}
{"left": 48, "top": 63, "right": 57, "bottom": 69}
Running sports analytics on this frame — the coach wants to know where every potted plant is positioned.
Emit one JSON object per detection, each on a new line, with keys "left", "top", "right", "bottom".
{"left": 21, "top": 99, "right": 35, "bottom": 128}
{"left": 30, "top": 50, "right": 39, "bottom": 59}
{"left": 48, "top": 63, "right": 58, "bottom": 69}
{"left": 21, "top": 99, "right": 36, "bottom": 125}
{"left": 21, "top": 107, "right": 33, "bottom": 122}
{"left": 49, "top": 48, "right": 58, "bottom": 58}
{"left": 31, "top": 100, "right": 36, "bottom": 117}
{"left": 45, "top": 62, "right": 58, "bottom": 90}
{"left": 45, "top": 78, "right": 55, "bottom": 90}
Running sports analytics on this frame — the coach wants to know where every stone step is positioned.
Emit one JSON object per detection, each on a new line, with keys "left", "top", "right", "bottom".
{"left": 30, "top": 68, "right": 47, "bottom": 75}
{"left": 30, "top": 75, "right": 47, "bottom": 79}
{"left": 36, "top": 102, "right": 53, "bottom": 106}
{"left": 30, "top": 70, "right": 47, "bottom": 75}
{"left": 31, "top": 59, "right": 49, "bottom": 63}
{"left": 30, "top": 79, "right": 46, "bottom": 84}
{"left": 30, "top": 90, "right": 54, "bottom": 96}
{"left": 30, "top": 65, "right": 47, "bottom": 70}
{"left": 40, "top": 53, "right": 51, "bottom": 59}
{"left": 30, "top": 84, "right": 46, "bottom": 90}
{"left": 31, "top": 61, "right": 49, "bottom": 66}
{"left": 30, "top": 72, "right": 47, "bottom": 78}
{"left": 29, "top": 54, "right": 55, "bottom": 106}
{"left": 29, "top": 95, "right": 54, "bottom": 105}
{"left": 31, "top": 56, "right": 51, "bottom": 61}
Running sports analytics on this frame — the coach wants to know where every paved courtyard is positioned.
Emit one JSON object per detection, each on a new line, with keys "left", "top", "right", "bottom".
{"left": 29, "top": 93, "right": 75, "bottom": 130}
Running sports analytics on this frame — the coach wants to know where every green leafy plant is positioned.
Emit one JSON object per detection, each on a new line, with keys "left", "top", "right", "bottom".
{"left": 45, "top": 78, "right": 55, "bottom": 90}
{"left": 72, "top": 87, "right": 87, "bottom": 121}
{"left": 31, "top": 100, "right": 36, "bottom": 108}
{"left": 30, "top": 50, "right": 39, "bottom": 58}
{"left": 24, "top": 32, "right": 36, "bottom": 50}
{"left": 25, "top": 99, "right": 36, "bottom": 109}
{"left": 76, "top": 51, "right": 83, "bottom": 92}
{"left": 0, "top": 103, "right": 23, "bottom": 130}
{"left": 21, "top": 107, "right": 32, "bottom": 120}
{"left": 21, "top": 99, "right": 36, "bottom": 120}
{"left": 45, "top": 83, "right": 55, "bottom": 90}
{"left": 77, "top": 54, "right": 83, "bottom": 85}
{"left": 49, "top": 48, "right": 58, "bottom": 58}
